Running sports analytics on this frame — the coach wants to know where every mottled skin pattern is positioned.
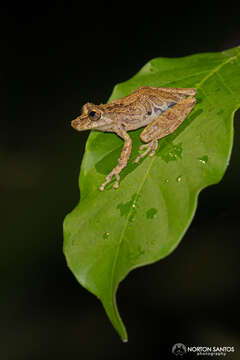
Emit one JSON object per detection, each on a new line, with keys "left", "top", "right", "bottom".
{"left": 71, "top": 86, "right": 196, "bottom": 190}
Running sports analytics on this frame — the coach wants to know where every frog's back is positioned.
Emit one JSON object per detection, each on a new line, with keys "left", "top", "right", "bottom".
{"left": 106, "top": 86, "right": 196, "bottom": 112}
{"left": 130, "top": 86, "right": 196, "bottom": 101}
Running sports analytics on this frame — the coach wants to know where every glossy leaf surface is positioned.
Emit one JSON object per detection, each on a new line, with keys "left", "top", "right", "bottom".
{"left": 63, "top": 47, "right": 240, "bottom": 341}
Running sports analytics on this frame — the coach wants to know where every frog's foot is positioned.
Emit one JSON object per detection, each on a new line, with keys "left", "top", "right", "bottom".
{"left": 99, "top": 169, "right": 121, "bottom": 191}
{"left": 134, "top": 140, "right": 158, "bottom": 163}
{"left": 99, "top": 131, "right": 132, "bottom": 191}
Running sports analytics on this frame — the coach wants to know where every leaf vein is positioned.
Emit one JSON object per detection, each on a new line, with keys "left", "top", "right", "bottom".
{"left": 110, "top": 156, "right": 155, "bottom": 291}
{"left": 196, "top": 52, "right": 239, "bottom": 89}
{"left": 157, "top": 70, "right": 210, "bottom": 86}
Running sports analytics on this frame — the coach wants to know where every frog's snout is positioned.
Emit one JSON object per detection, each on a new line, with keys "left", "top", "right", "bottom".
{"left": 71, "top": 116, "right": 91, "bottom": 131}
{"left": 71, "top": 118, "right": 80, "bottom": 129}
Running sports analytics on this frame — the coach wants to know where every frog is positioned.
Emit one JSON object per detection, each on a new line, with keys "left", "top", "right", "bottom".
{"left": 71, "top": 86, "right": 196, "bottom": 190}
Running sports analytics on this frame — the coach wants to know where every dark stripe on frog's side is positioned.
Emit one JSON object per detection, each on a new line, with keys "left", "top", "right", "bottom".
{"left": 168, "top": 101, "right": 177, "bottom": 108}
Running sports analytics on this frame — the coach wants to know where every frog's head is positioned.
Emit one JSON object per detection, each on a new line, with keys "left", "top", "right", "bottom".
{"left": 71, "top": 103, "right": 114, "bottom": 132}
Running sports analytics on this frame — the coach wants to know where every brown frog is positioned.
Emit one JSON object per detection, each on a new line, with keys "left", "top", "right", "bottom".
{"left": 71, "top": 86, "right": 196, "bottom": 190}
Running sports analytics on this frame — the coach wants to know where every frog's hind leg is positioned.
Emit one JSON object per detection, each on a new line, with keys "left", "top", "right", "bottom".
{"left": 134, "top": 95, "right": 196, "bottom": 163}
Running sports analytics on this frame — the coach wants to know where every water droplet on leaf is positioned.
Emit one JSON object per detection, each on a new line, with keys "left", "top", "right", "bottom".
{"left": 103, "top": 232, "right": 110, "bottom": 240}
{"left": 198, "top": 155, "right": 208, "bottom": 164}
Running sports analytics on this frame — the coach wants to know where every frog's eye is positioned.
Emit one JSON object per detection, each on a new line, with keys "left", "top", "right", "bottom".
{"left": 89, "top": 111, "right": 101, "bottom": 121}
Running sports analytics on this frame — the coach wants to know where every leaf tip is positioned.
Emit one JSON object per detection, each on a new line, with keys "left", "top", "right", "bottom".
{"left": 101, "top": 289, "right": 129, "bottom": 342}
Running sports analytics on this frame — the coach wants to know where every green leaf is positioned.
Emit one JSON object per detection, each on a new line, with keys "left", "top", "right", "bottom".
{"left": 63, "top": 46, "right": 240, "bottom": 341}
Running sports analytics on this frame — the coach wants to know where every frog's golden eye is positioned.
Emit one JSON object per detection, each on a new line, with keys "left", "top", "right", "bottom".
{"left": 89, "top": 111, "right": 101, "bottom": 121}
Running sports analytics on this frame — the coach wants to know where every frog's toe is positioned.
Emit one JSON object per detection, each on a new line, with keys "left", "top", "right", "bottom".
{"left": 99, "top": 173, "right": 113, "bottom": 191}
{"left": 139, "top": 144, "right": 148, "bottom": 151}
{"left": 99, "top": 183, "right": 106, "bottom": 191}
{"left": 99, "top": 170, "right": 121, "bottom": 190}
{"left": 113, "top": 182, "right": 119, "bottom": 189}
{"left": 113, "top": 174, "right": 120, "bottom": 189}
{"left": 134, "top": 140, "right": 158, "bottom": 163}
{"left": 149, "top": 149, "right": 157, "bottom": 157}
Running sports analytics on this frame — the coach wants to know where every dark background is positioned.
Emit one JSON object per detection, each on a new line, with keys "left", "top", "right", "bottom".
{"left": 1, "top": 4, "right": 240, "bottom": 359}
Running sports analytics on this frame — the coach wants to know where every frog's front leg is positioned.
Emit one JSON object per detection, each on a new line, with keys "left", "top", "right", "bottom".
{"left": 99, "top": 126, "right": 132, "bottom": 191}
{"left": 134, "top": 95, "right": 196, "bottom": 163}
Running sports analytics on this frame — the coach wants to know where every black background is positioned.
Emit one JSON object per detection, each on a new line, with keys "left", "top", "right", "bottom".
{"left": 1, "top": 4, "right": 240, "bottom": 359}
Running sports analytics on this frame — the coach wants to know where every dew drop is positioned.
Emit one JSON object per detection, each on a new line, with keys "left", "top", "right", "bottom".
{"left": 176, "top": 176, "right": 182, "bottom": 183}
{"left": 198, "top": 155, "right": 209, "bottom": 165}
{"left": 103, "top": 232, "right": 110, "bottom": 240}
